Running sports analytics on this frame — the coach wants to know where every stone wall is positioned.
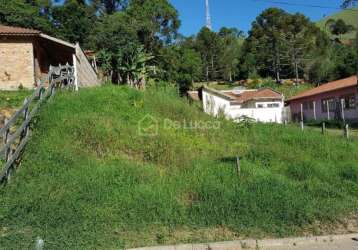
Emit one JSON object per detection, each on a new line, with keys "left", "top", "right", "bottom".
{"left": 0, "top": 41, "right": 35, "bottom": 90}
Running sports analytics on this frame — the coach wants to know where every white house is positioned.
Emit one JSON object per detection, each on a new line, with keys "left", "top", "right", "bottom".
{"left": 202, "top": 87, "right": 285, "bottom": 123}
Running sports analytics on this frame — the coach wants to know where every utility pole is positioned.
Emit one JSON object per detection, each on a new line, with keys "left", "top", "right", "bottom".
{"left": 205, "top": 0, "right": 212, "bottom": 30}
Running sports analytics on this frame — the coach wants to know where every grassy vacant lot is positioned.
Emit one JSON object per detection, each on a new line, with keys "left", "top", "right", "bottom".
{"left": 1, "top": 85, "right": 358, "bottom": 249}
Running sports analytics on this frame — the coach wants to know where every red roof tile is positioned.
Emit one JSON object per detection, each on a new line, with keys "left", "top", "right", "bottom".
{"left": 287, "top": 76, "right": 358, "bottom": 102}
{"left": 225, "top": 88, "right": 283, "bottom": 103}
{"left": 0, "top": 25, "right": 40, "bottom": 36}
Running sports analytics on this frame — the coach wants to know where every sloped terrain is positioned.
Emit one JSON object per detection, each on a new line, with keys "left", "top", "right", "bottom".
{"left": 0, "top": 85, "right": 358, "bottom": 249}
{"left": 316, "top": 8, "right": 358, "bottom": 40}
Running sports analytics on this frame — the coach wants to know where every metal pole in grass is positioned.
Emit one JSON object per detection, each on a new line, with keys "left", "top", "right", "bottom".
{"left": 300, "top": 121, "right": 304, "bottom": 131}
{"left": 341, "top": 99, "right": 345, "bottom": 124}
{"left": 322, "top": 122, "right": 326, "bottom": 135}
{"left": 300, "top": 103, "right": 304, "bottom": 122}
{"left": 236, "top": 156, "right": 241, "bottom": 176}
{"left": 344, "top": 124, "right": 349, "bottom": 140}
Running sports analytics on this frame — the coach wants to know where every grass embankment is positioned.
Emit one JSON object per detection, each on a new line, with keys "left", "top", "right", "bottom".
{"left": 1, "top": 85, "right": 358, "bottom": 249}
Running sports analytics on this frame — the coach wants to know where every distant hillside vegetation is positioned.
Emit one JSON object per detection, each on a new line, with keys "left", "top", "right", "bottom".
{"left": 316, "top": 8, "right": 358, "bottom": 41}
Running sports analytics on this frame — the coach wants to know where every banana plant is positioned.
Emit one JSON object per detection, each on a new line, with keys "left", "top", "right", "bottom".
{"left": 118, "top": 45, "right": 154, "bottom": 89}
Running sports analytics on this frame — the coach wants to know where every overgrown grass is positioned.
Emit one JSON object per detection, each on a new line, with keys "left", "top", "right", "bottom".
{"left": 1, "top": 85, "right": 358, "bottom": 249}
{"left": 0, "top": 90, "right": 32, "bottom": 110}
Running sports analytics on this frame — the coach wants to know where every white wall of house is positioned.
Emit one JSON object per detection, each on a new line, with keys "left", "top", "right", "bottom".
{"left": 228, "top": 105, "right": 283, "bottom": 123}
{"left": 202, "top": 90, "right": 233, "bottom": 116}
{"left": 203, "top": 90, "right": 284, "bottom": 123}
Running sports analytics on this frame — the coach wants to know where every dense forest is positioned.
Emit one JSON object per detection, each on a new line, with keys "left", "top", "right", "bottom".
{"left": 0, "top": 0, "right": 357, "bottom": 91}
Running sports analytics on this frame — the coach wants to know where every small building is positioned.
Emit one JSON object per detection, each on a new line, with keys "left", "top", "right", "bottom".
{"left": 0, "top": 25, "right": 99, "bottom": 90}
{"left": 286, "top": 76, "right": 358, "bottom": 123}
{"left": 202, "top": 87, "right": 285, "bottom": 123}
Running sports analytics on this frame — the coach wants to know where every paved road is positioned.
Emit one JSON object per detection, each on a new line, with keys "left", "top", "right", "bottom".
{"left": 262, "top": 237, "right": 358, "bottom": 250}
{"left": 129, "top": 234, "right": 358, "bottom": 250}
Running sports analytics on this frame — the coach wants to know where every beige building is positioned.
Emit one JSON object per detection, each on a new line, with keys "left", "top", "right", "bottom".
{"left": 0, "top": 25, "right": 99, "bottom": 90}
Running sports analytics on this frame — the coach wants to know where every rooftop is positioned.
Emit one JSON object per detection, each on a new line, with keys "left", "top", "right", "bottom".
{"left": 287, "top": 75, "right": 358, "bottom": 102}
{"left": 203, "top": 87, "right": 283, "bottom": 104}
{"left": 0, "top": 25, "right": 41, "bottom": 36}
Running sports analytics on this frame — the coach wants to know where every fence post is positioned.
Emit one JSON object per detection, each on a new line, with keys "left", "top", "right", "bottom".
{"left": 22, "top": 98, "right": 29, "bottom": 138}
{"left": 300, "top": 121, "right": 304, "bottom": 131}
{"left": 322, "top": 122, "right": 326, "bottom": 135}
{"left": 3, "top": 118, "right": 11, "bottom": 182}
{"left": 3, "top": 118, "right": 10, "bottom": 162}
{"left": 344, "top": 124, "right": 349, "bottom": 140}
{"left": 50, "top": 84, "right": 55, "bottom": 97}
{"left": 236, "top": 156, "right": 241, "bottom": 176}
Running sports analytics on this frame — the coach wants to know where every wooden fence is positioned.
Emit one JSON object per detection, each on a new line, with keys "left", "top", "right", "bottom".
{"left": 0, "top": 64, "right": 75, "bottom": 183}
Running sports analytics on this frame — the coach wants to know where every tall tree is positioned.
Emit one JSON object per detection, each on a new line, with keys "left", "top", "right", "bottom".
{"left": 0, "top": 0, "right": 53, "bottom": 34}
{"left": 52, "top": 0, "right": 96, "bottom": 48}
{"left": 196, "top": 27, "right": 221, "bottom": 81}
{"left": 126, "top": 0, "right": 180, "bottom": 53}
{"left": 90, "top": 0, "right": 128, "bottom": 14}
{"left": 218, "top": 27, "right": 243, "bottom": 81}
{"left": 284, "top": 13, "right": 325, "bottom": 83}
{"left": 245, "top": 8, "right": 289, "bottom": 83}
{"left": 90, "top": 12, "right": 139, "bottom": 83}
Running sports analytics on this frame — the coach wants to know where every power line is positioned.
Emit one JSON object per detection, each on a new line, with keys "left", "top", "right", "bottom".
{"left": 252, "top": 0, "right": 358, "bottom": 12}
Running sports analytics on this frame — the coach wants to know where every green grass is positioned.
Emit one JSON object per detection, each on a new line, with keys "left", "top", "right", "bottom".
{"left": 1, "top": 85, "right": 358, "bottom": 249}
{"left": 316, "top": 8, "right": 358, "bottom": 41}
{"left": 0, "top": 90, "right": 32, "bottom": 110}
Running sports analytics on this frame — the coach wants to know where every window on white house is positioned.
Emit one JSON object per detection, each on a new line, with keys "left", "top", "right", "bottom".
{"left": 267, "top": 103, "right": 280, "bottom": 108}
{"left": 257, "top": 104, "right": 264, "bottom": 108}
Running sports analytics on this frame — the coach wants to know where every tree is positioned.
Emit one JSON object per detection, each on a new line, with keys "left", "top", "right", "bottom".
{"left": 244, "top": 8, "right": 290, "bottom": 83}
{"left": 284, "top": 13, "right": 326, "bottom": 84}
{"left": 158, "top": 44, "right": 202, "bottom": 92}
{"left": 126, "top": 0, "right": 180, "bottom": 53}
{"left": 90, "top": 12, "right": 139, "bottom": 83}
{"left": 242, "top": 8, "right": 330, "bottom": 83}
{"left": 52, "top": 0, "right": 97, "bottom": 48}
{"left": 326, "top": 18, "right": 355, "bottom": 40}
{"left": 218, "top": 27, "right": 244, "bottom": 81}
{"left": 196, "top": 27, "right": 222, "bottom": 81}
{"left": 0, "top": 0, "right": 54, "bottom": 34}
{"left": 91, "top": 0, "right": 128, "bottom": 14}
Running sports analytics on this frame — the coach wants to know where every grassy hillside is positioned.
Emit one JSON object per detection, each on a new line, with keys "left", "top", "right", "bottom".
{"left": 316, "top": 8, "right": 358, "bottom": 40}
{"left": 1, "top": 85, "right": 358, "bottom": 249}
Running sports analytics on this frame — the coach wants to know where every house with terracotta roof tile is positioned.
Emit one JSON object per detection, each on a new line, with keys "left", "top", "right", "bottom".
{"left": 0, "top": 25, "right": 99, "bottom": 90}
{"left": 286, "top": 76, "right": 358, "bottom": 123}
{"left": 202, "top": 87, "right": 285, "bottom": 123}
